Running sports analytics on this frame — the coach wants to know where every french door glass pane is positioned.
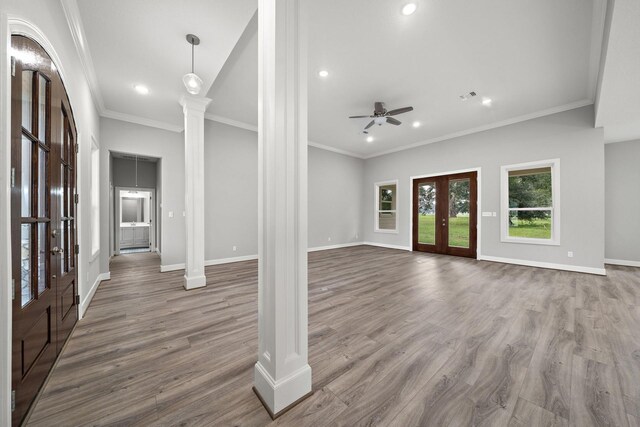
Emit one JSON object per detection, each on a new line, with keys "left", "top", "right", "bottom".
{"left": 21, "top": 224, "right": 33, "bottom": 307}
{"left": 38, "top": 147, "right": 47, "bottom": 218}
{"left": 60, "top": 220, "right": 66, "bottom": 274}
{"left": 60, "top": 164, "right": 65, "bottom": 218}
{"left": 21, "top": 136, "right": 32, "bottom": 217}
{"left": 38, "top": 75, "right": 47, "bottom": 141}
{"left": 21, "top": 71, "right": 33, "bottom": 131}
{"left": 508, "top": 210, "right": 552, "bottom": 239}
{"left": 37, "top": 223, "right": 47, "bottom": 295}
{"left": 448, "top": 179, "right": 470, "bottom": 248}
{"left": 60, "top": 113, "right": 66, "bottom": 162}
{"left": 418, "top": 183, "right": 436, "bottom": 245}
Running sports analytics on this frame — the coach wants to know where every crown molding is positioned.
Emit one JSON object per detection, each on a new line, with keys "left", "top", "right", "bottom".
{"left": 205, "top": 113, "right": 258, "bottom": 132}
{"left": 101, "top": 109, "right": 183, "bottom": 133}
{"left": 60, "top": 0, "right": 105, "bottom": 113}
{"left": 307, "top": 141, "right": 365, "bottom": 159}
{"left": 363, "top": 99, "right": 594, "bottom": 159}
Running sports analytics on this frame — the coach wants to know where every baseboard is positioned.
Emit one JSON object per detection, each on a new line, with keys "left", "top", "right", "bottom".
{"left": 605, "top": 258, "right": 640, "bottom": 268}
{"left": 308, "top": 242, "right": 363, "bottom": 252}
{"left": 362, "top": 241, "right": 412, "bottom": 251}
{"left": 162, "top": 245, "right": 368, "bottom": 273}
{"left": 479, "top": 255, "right": 606, "bottom": 276}
{"left": 80, "top": 272, "right": 111, "bottom": 319}
{"left": 160, "top": 263, "right": 185, "bottom": 272}
{"left": 205, "top": 254, "right": 258, "bottom": 266}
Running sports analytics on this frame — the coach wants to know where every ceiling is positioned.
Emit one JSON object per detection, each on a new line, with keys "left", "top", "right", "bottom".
{"left": 74, "top": 0, "right": 257, "bottom": 129}
{"left": 71, "top": 0, "right": 612, "bottom": 157}
{"left": 209, "top": 0, "right": 606, "bottom": 157}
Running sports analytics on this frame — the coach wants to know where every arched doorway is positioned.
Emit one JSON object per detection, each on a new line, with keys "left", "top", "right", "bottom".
{"left": 10, "top": 35, "right": 78, "bottom": 426}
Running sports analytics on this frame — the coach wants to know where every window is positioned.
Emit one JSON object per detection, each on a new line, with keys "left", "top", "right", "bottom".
{"left": 501, "top": 159, "right": 559, "bottom": 245}
{"left": 375, "top": 181, "right": 398, "bottom": 233}
{"left": 90, "top": 138, "right": 100, "bottom": 257}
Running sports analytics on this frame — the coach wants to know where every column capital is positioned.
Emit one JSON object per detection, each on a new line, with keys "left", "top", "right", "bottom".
{"left": 179, "top": 95, "right": 212, "bottom": 113}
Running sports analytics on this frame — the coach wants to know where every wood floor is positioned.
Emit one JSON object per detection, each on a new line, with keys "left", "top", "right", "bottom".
{"left": 27, "top": 246, "right": 639, "bottom": 426}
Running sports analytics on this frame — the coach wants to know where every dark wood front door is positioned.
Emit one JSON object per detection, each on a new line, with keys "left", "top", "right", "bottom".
{"left": 412, "top": 171, "right": 477, "bottom": 258}
{"left": 11, "top": 35, "right": 78, "bottom": 426}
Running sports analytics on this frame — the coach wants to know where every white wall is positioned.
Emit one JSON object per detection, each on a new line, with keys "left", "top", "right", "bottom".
{"left": 0, "top": 1, "right": 102, "bottom": 424}
{"left": 99, "top": 118, "right": 185, "bottom": 269}
{"left": 363, "top": 106, "right": 606, "bottom": 272}
{"left": 308, "top": 146, "right": 363, "bottom": 248}
{"left": 204, "top": 121, "right": 258, "bottom": 260}
{"left": 605, "top": 140, "right": 640, "bottom": 264}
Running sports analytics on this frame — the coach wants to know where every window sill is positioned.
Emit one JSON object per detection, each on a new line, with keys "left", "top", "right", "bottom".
{"left": 374, "top": 229, "right": 399, "bottom": 234}
{"left": 501, "top": 237, "right": 560, "bottom": 246}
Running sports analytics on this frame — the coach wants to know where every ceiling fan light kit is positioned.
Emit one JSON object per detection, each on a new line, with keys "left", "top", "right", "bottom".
{"left": 349, "top": 101, "right": 414, "bottom": 134}
{"left": 183, "top": 34, "right": 203, "bottom": 95}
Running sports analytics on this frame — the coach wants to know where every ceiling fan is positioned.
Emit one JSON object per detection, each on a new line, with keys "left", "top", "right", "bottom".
{"left": 349, "top": 102, "right": 414, "bottom": 133}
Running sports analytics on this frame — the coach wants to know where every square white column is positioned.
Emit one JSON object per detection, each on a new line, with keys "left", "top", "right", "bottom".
{"left": 253, "top": 0, "right": 312, "bottom": 418}
{"left": 179, "top": 95, "right": 211, "bottom": 290}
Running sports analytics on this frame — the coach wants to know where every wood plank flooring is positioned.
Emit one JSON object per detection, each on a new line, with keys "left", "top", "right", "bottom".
{"left": 26, "top": 246, "right": 639, "bottom": 426}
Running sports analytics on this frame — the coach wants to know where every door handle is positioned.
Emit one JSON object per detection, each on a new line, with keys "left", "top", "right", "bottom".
{"left": 51, "top": 247, "right": 64, "bottom": 254}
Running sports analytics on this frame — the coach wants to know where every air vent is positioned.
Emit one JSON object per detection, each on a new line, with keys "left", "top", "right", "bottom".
{"left": 459, "top": 91, "right": 477, "bottom": 101}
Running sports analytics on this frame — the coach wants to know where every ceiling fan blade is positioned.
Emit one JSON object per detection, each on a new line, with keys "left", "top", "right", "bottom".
{"left": 364, "top": 120, "right": 375, "bottom": 130}
{"left": 386, "top": 106, "right": 414, "bottom": 116}
{"left": 386, "top": 117, "right": 402, "bottom": 126}
{"left": 349, "top": 115, "right": 372, "bottom": 119}
{"left": 374, "top": 102, "right": 385, "bottom": 115}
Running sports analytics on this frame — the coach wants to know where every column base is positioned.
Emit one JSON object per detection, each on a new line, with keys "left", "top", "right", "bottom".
{"left": 183, "top": 274, "right": 206, "bottom": 290}
{"left": 253, "top": 362, "right": 312, "bottom": 418}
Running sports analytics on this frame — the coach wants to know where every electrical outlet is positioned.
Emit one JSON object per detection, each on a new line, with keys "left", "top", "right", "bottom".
{"left": 355, "top": 233, "right": 359, "bottom": 239}
{"left": 168, "top": 211, "right": 174, "bottom": 218}
{"left": 492, "top": 212, "right": 497, "bottom": 217}
{"left": 328, "top": 237, "right": 332, "bottom": 242}
{"left": 568, "top": 251, "right": 574, "bottom": 258}
{"left": 232, "top": 246, "right": 237, "bottom": 252}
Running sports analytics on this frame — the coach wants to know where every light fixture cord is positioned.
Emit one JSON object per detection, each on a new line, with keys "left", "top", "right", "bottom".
{"left": 191, "top": 41, "right": 195, "bottom": 73}
{"left": 135, "top": 155, "right": 138, "bottom": 187}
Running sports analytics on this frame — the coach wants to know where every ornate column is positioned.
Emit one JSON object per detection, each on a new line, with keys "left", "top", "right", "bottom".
{"left": 253, "top": 0, "right": 311, "bottom": 418}
{"left": 179, "top": 95, "right": 211, "bottom": 290}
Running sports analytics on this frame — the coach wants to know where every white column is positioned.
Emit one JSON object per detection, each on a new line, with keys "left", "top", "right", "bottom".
{"left": 253, "top": 0, "right": 311, "bottom": 418}
{"left": 179, "top": 95, "right": 211, "bottom": 290}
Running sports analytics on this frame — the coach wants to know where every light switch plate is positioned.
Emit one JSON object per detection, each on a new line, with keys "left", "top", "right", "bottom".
{"left": 482, "top": 212, "right": 492, "bottom": 217}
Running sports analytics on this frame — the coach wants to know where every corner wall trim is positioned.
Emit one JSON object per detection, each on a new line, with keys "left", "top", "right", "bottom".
{"left": 80, "top": 272, "right": 111, "bottom": 319}
{"left": 604, "top": 258, "right": 640, "bottom": 268}
{"left": 362, "top": 242, "right": 412, "bottom": 251}
{"left": 479, "top": 255, "right": 606, "bottom": 276}
{"left": 308, "top": 242, "right": 363, "bottom": 252}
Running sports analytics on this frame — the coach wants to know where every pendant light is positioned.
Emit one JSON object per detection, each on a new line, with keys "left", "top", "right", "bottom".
{"left": 182, "top": 34, "right": 203, "bottom": 95}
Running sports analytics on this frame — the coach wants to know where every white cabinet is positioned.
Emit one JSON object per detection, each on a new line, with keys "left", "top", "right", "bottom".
{"left": 120, "top": 224, "right": 150, "bottom": 249}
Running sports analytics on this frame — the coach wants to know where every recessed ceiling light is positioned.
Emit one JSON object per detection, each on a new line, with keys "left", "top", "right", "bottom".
{"left": 482, "top": 98, "right": 492, "bottom": 106}
{"left": 402, "top": 3, "right": 417, "bottom": 15}
{"left": 318, "top": 70, "right": 329, "bottom": 78}
{"left": 366, "top": 136, "right": 374, "bottom": 143}
{"left": 134, "top": 84, "right": 149, "bottom": 95}
{"left": 412, "top": 121, "right": 421, "bottom": 128}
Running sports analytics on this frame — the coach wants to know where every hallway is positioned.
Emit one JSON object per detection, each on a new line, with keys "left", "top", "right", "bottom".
{"left": 27, "top": 247, "right": 639, "bottom": 426}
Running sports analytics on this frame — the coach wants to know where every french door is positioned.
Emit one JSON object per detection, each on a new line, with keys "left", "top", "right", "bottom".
{"left": 412, "top": 171, "right": 477, "bottom": 258}
{"left": 11, "top": 35, "right": 78, "bottom": 426}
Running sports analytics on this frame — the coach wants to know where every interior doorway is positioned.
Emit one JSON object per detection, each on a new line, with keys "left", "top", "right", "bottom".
{"left": 114, "top": 188, "right": 155, "bottom": 255}
{"left": 412, "top": 171, "right": 478, "bottom": 258}
{"left": 10, "top": 35, "right": 79, "bottom": 425}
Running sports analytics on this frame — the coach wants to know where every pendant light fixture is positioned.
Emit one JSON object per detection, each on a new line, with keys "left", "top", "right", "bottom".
{"left": 183, "top": 34, "right": 203, "bottom": 95}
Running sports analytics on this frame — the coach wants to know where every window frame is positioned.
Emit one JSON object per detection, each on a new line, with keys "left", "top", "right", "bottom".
{"left": 374, "top": 180, "right": 399, "bottom": 234}
{"left": 500, "top": 159, "right": 560, "bottom": 245}
{"left": 90, "top": 136, "right": 100, "bottom": 259}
